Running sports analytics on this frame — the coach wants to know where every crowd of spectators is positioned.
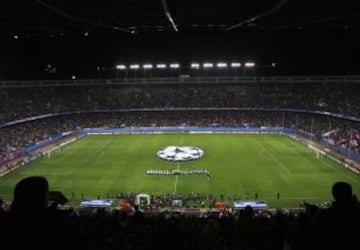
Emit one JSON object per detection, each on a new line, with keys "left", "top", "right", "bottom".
{"left": 1, "top": 82, "right": 360, "bottom": 124}
{"left": 0, "top": 81, "right": 360, "bottom": 164}
{"left": 1, "top": 176, "right": 360, "bottom": 250}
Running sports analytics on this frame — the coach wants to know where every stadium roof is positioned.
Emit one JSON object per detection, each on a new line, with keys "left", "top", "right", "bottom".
{"left": 1, "top": 0, "right": 360, "bottom": 38}
{"left": 1, "top": 1, "right": 360, "bottom": 79}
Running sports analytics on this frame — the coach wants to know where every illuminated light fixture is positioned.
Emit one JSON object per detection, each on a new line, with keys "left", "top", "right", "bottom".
{"left": 191, "top": 63, "right": 200, "bottom": 69}
{"left": 203, "top": 63, "right": 214, "bottom": 68}
{"left": 14, "top": 35, "right": 19, "bottom": 39}
{"left": 230, "top": 62, "right": 241, "bottom": 68}
{"left": 271, "top": 62, "right": 276, "bottom": 67}
{"left": 217, "top": 63, "right": 228, "bottom": 68}
{"left": 130, "top": 64, "right": 140, "bottom": 69}
{"left": 143, "top": 64, "right": 153, "bottom": 69}
{"left": 245, "top": 62, "right": 255, "bottom": 68}
{"left": 116, "top": 65, "right": 126, "bottom": 70}
{"left": 156, "top": 64, "right": 167, "bottom": 69}
{"left": 170, "top": 63, "right": 180, "bottom": 69}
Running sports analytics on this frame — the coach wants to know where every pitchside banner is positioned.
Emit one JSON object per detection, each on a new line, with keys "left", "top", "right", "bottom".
{"left": 233, "top": 201, "right": 268, "bottom": 209}
{"left": 80, "top": 199, "right": 113, "bottom": 207}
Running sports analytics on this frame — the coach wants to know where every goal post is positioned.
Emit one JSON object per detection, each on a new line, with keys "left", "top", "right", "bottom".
{"left": 43, "top": 145, "right": 61, "bottom": 159}
{"left": 307, "top": 144, "right": 326, "bottom": 158}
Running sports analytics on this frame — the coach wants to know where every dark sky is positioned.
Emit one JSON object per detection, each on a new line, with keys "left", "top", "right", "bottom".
{"left": 0, "top": 30, "right": 359, "bottom": 80}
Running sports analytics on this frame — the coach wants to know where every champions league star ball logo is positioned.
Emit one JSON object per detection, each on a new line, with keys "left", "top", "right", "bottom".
{"left": 157, "top": 146, "right": 204, "bottom": 162}
{"left": 150, "top": 146, "right": 209, "bottom": 177}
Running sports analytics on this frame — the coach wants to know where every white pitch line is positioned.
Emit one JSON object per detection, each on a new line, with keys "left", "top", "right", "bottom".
{"left": 285, "top": 139, "right": 314, "bottom": 163}
{"left": 174, "top": 175, "right": 178, "bottom": 193}
{"left": 286, "top": 138, "right": 347, "bottom": 173}
{"left": 173, "top": 162, "right": 181, "bottom": 193}
{"left": 257, "top": 142, "right": 293, "bottom": 176}
{"left": 174, "top": 133, "right": 184, "bottom": 194}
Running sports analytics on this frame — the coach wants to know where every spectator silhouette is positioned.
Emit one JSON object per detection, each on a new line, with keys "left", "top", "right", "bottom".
{"left": 0, "top": 198, "right": 7, "bottom": 217}
{"left": 131, "top": 204, "right": 145, "bottom": 223}
{"left": 232, "top": 205, "right": 268, "bottom": 250}
{"left": 313, "top": 181, "right": 360, "bottom": 250}
{"left": 10, "top": 175, "right": 49, "bottom": 213}
{"left": 0, "top": 176, "right": 96, "bottom": 250}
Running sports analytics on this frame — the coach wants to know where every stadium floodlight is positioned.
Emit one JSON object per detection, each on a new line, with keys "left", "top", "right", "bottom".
{"left": 230, "top": 62, "right": 241, "bottom": 68}
{"left": 170, "top": 63, "right": 180, "bottom": 69}
{"left": 130, "top": 64, "right": 140, "bottom": 69}
{"left": 217, "top": 63, "right": 228, "bottom": 68}
{"left": 203, "top": 63, "right": 214, "bottom": 68}
{"left": 191, "top": 63, "right": 200, "bottom": 69}
{"left": 143, "top": 64, "right": 153, "bottom": 69}
{"left": 156, "top": 64, "right": 167, "bottom": 69}
{"left": 116, "top": 65, "right": 126, "bottom": 70}
{"left": 245, "top": 62, "right": 255, "bottom": 68}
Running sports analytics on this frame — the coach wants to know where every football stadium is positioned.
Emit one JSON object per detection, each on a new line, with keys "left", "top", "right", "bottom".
{"left": 1, "top": 1, "right": 360, "bottom": 249}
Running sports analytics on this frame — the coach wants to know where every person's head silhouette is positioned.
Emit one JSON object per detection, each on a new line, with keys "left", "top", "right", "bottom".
{"left": 332, "top": 181, "right": 353, "bottom": 203}
{"left": 11, "top": 176, "right": 49, "bottom": 212}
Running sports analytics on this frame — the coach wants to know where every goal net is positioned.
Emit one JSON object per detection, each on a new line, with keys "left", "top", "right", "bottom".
{"left": 43, "top": 145, "right": 61, "bottom": 159}
{"left": 307, "top": 144, "right": 326, "bottom": 159}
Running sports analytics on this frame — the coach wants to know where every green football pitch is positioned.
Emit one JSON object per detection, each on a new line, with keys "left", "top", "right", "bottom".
{"left": 1, "top": 133, "right": 360, "bottom": 209}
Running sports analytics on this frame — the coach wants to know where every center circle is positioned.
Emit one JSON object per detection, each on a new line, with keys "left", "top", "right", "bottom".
{"left": 157, "top": 146, "right": 204, "bottom": 162}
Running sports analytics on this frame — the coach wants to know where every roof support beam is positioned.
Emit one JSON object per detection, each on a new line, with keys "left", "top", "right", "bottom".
{"left": 161, "top": 0, "right": 178, "bottom": 31}
{"left": 225, "top": 0, "right": 289, "bottom": 31}
{"left": 36, "top": 0, "right": 130, "bottom": 33}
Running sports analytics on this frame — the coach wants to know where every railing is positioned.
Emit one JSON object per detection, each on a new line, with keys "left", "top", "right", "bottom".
{"left": 1, "top": 75, "right": 360, "bottom": 88}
